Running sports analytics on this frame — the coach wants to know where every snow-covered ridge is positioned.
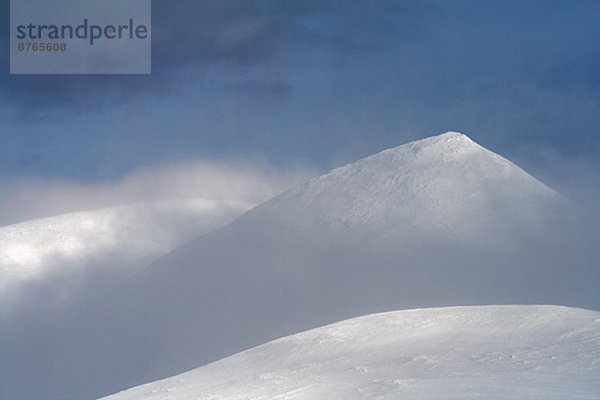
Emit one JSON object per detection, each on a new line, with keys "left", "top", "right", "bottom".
{"left": 103, "top": 305, "right": 600, "bottom": 400}
{"left": 260, "top": 132, "right": 562, "bottom": 236}
{"left": 0, "top": 199, "right": 248, "bottom": 266}
{"left": 0, "top": 199, "right": 250, "bottom": 309}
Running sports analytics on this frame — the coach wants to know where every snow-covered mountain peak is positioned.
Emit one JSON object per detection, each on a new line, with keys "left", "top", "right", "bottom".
{"left": 258, "top": 132, "right": 561, "bottom": 236}
{"left": 379, "top": 130, "right": 479, "bottom": 162}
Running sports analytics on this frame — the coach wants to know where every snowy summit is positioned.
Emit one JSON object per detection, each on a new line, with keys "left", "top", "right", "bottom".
{"left": 261, "top": 131, "right": 561, "bottom": 237}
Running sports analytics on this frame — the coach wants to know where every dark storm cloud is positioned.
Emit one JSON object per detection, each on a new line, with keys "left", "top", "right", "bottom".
{"left": 0, "top": 0, "right": 284, "bottom": 117}
{"left": 152, "top": 0, "right": 280, "bottom": 69}
{"left": 0, "top": 0, "right": 428, "bottom": 118}
{"left": 2, "top": 74, "right": 175, "bottom": 120}
{"left": 268, "top": 0, "right": 432, "bottom": 54}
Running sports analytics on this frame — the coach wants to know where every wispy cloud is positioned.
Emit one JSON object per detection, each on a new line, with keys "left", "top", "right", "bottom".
{"left": 0, "top": 158, "right": 316, "bottom": 226}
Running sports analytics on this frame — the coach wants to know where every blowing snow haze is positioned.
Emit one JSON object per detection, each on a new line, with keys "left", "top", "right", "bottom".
{"left": 0, "top": 199, "right": 250, "bottom": 315}
{"left": 1, "top": 132, "right": 598, "bottom": 399}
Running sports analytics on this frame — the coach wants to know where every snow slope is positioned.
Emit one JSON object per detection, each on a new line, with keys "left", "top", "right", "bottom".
{"left": 0, "top": 199, "right": 249, "bottom": 311}
{"left": 103, "top": 305, "right": 600, "bottom": 400}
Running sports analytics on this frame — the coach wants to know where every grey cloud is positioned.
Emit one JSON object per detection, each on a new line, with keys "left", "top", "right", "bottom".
{"left": 3, "top": 74, "right": 175, "bottom": 120}
{"left": 0, "top": 0, "right": 283, "bottom": 117}
{"left": 152, "top": 0, "right": 281, "bottom": 69}
{"left": 0, "top": 0, "right": 430, "bottom": 118}
{"left": 270, "top": 0, "right": 435, "bottom": 54}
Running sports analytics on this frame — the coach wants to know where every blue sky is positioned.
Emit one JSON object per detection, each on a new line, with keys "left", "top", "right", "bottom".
{"left": 1, "top": 0, "right": 599, "bottom": 185}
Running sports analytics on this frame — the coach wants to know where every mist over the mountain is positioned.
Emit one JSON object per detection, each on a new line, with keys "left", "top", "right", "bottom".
{"left": 0, "top": 199, "right": 254, "bottom": 316}
{"left": 1, "top": 133, "right": 598, "bottom": 400}
{"left": 0, "top": 159, "right": 315, "bottom": 227}
{"left": 0, "top": 160, "right": 314, "bottom": 311}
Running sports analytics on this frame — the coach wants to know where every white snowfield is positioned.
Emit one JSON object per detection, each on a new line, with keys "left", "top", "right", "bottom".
{"left": 103, "top": 305, "right": 600, "bottom": 400}
{"left": 0, "top": 199, "right": 250, "bottom": 310}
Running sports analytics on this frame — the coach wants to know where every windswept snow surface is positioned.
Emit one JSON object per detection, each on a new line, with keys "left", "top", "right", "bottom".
{"left": 104, "top": 305, "right": 600, "bottom": 400}
{"left": 0, "top": 199, "right": 250, "bottom": 312}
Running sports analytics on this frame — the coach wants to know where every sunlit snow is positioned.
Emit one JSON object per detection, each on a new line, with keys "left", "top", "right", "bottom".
{"left": 263, "top": 132, "right": 562, "bottom": 238}
{"left": 103, "top": 305, "right": 600, "bottom": 400}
